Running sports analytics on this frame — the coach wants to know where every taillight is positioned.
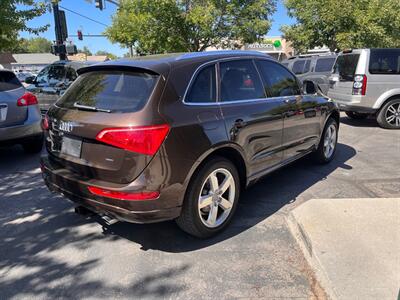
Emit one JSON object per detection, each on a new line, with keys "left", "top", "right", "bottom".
{"left": 42, "top": 114, "right": 50, "bottom": 130}
{"left": 96, "top": 124, "right": 170, "bottom": 155}
{"left": 88, "top": 186, "right": 159, "bottom": 201}
{"left": 17, "top": 92, "right": 38, "bottom": 106}
{"left": 352, "top": 75, "right": 367, "bottom": 96}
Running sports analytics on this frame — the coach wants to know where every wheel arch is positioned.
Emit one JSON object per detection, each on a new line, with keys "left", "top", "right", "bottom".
{"left": 373, "top": 89, "right": 400, "bottom": 110}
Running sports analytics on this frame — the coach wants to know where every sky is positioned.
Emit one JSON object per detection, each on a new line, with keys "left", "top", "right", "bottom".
{"left": 19, "top": 0, "right": 295, "bottom": 57}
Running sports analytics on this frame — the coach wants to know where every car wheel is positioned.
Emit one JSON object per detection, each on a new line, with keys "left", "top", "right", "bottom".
{"left": 22, "top": 134, "right": 44, "bottom": 154}
{"left": 314, "top": 118, "right": 338, "bottom": 164}
{"left": 345, "top": 111, "right": 368, "bottom": 120}
{"left": 176, "top": 157, "right": 240, "bottom": 238}
{"left": 377, "top": 99, "right": 400, "bottom": 129}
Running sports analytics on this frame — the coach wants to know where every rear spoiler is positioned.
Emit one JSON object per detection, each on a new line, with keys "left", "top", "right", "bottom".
{"left": 77, "top": 64, "right": 161, "bottom": 76}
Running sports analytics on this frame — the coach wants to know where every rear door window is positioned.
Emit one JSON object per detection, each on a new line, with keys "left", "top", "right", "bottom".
{"left": 256, "top": 60, "right": 301, "bottom": 97}
{"left": 315, "top": 57, "right": 336, "bottom": 72}
{"left": 0, "top": 72, "right": 22, "bottom": 91}
{"left": 292, "top": 59, "right": 311, "bottom": 74}
{"left": 220, "top": 59, "right": 265, "bottom": 102}
{"left": 57, "top": 70, "right": 159, "bottom": 113}
{"left": 369, "top": 49, "right": 400, "bottom": 74}
{"left": 333, "top": 54, "right": 360, "bottom": 81}
{"left": 186, "top": 64, "right": 216, "bottom": 103}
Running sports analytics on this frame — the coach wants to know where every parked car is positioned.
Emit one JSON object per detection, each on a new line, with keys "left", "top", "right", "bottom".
{"left": 328, "top": 48, "right": 400, "bottom": 129}
{"left": 0, "top": 70, "right": 43, "bottom": 153}
{"left": 25, "top": 60, "right": 96, "bottom": 113}
{"left": 282, "top": 54, "right": 337, "bottom": 95}
{"left": 41, "top": 51, "right": 340, "bottom": 238}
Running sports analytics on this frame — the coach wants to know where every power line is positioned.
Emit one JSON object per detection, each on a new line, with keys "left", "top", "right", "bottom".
{"left": 59, "top": 5, "right": 108, "bottom": 27}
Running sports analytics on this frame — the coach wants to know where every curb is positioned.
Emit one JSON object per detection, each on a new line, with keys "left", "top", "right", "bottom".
{"left": 287, "top": 212, "right": 339, "bottom": 300}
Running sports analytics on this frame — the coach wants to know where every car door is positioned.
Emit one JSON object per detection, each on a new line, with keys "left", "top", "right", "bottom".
{"left": 218, "top": 59, "right": 284, "bottom": 177}
{"left": 256, "top": 59, "right": 321, "bottom": 161}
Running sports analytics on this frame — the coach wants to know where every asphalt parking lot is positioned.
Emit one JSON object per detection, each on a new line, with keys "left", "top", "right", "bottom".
{"left": 1, "top": 113, "right": 399, "bottom": 299}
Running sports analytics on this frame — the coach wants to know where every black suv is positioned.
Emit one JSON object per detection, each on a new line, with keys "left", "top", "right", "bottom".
{"left": 41, "top": 51, "right": 339, "bottom": 238}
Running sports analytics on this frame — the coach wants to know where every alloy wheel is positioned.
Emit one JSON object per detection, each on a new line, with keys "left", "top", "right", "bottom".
{"left": 385, "top": 102, "right": 400, "bottom": 127}
{"left": 198, "top": 168, "right": 235, "bottom": 228}
{"left": 323, "top": 124, "right": 337, "bottom": 159}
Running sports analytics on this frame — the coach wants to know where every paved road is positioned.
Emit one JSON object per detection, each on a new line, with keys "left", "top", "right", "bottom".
{"left": 1, "top": 114, "right": 399, "bottom": 299}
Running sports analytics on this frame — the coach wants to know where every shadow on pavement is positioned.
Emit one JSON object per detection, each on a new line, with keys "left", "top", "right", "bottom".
{"left": 339, "top": 116, "right": 379, "bottom": 128}
{"left": 97, "top": 142, "right": 356, "bottom": 252}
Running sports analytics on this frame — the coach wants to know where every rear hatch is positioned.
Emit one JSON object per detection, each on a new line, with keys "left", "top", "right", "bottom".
{"left": 328, "top": 53, "right": 360, "bottom": 100}
{"left": 0, "top": 71, "right": 27, "bottom": 127}
{"left": 45, "top": 69, "right": 167, "bottom": 184}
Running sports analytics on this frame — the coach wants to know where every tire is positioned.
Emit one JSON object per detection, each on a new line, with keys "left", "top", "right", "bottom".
{"left": 376, "top": 98, "right": 400, "bottom": 129}
{"left": 22, "top": 134, "right": 44, "bottom": 154}
{"left": 314, "top": 118, "right": 338, "bottom": 164}
{"left": 345, "top": 111, "right": 368, "bottom": 120}
{"left": 176, "top": 157, "right": 240, "bottom": 238}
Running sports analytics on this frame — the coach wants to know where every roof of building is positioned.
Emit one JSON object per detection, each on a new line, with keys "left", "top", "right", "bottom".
{"left": 68, "top": 54, "right": 109, "bottom": 62}
{"left": 12, "top": 53, "right": 59, "bottom": 65}
{"left": 78, "top": 50, "right": 272, "bottom": 76}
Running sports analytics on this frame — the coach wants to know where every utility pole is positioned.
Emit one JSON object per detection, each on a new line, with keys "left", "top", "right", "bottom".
{"left": 52, "top": 1, "right": 67, "bottom": 60}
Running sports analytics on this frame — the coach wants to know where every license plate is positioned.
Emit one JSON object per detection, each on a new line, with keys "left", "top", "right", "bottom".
{"left": 0, "top": 104, "right": 7, "bottom": 122}
{"left": 61, "top": 136, "right": 82, "bottom": 158}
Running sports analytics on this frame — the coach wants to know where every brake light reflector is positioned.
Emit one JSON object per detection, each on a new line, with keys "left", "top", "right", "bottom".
{"left": 352, "top": 75, "right": 367, "bottom": 96}
{"left": 17, "top": 92, "right": 38, "bottom": 106}
{"left": 88, "top": 186, "right": 159, "bottom": 201}
{"left": 42, "top": 114, "right": 50, "bottom": 130}
{"left": 96, "top": 124, "right": 170, "bottom": 155}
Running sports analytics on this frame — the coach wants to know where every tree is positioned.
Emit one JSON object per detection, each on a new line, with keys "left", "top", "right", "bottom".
{"left": 0, "top": 0, "right": 48, "bottom": 52}
{"left": 95, "top": 50, "right": 117, "bottom": 60}
{"left": 282, "top": 0, "right": 400, "bottom": 52}
{"left": 14, "top": 37, "right": 52, "bottom": 53}
{"left": 78, "top": 46, "right": 93, "bottom": 56}
{"left": 105, "top": 0, "right": 276, "bottom": 55}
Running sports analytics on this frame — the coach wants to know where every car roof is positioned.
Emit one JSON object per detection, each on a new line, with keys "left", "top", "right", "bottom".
{"left": 77, "top": 51, "right": 273, "bottom": 77}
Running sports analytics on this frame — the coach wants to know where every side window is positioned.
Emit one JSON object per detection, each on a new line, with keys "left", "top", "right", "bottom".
{"left": 65, "top": 67, "right": 78, "bottom": 82}
{"left": 369, "top": 49, "right": 400, "bottom": 74}
{"left": 256, "top": 60, "right": 301, "bottom": 97}
{"left": 315, "top": 58, "right": 336, "bottom": 72}
{"left": 304, "top": 59, "right": 311, "bottom": 73}
{"left": 186, "top": 64, "right": 216, "bottom": 103}
{"left": 292, "top": 60, "right": 305, "bottom": 74}
{"left": 220, "top": 59, "right": 265, "bottom": 102}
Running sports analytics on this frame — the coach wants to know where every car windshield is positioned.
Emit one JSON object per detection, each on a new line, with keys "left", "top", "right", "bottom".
{"left": 56, "top": 70, "right": 159, "bottom": 113}
{"left": 0, "top": 72, "right": 22, "bottom": 91}
{"left": 36, "top": 65, "right": 66, "bottom": 84}
{"left": 333, "top": 54, "right": 360, "bottom": 81}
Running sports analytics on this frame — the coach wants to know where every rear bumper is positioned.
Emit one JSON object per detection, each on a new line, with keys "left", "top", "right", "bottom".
{"left": 328, "top": 92, "right": 376, "bottom": 114}
{"left": 41, "top": 155, "right": 182, "bottom": 223}
{"left": 0, "top": 106, "right": 42, "bottom": 142}
{"left": 336, "top": 103, "right": 377, "bottom": 114}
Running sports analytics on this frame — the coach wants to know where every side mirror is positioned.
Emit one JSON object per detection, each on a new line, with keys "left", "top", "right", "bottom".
{"left": 24, "top": 76, "right": 35, "bottom": 84}
{"left": 303, "top": 80, "right": 318, "bottom": 95}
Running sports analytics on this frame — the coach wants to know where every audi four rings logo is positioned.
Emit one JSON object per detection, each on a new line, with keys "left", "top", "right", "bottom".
{"left": 58, "top": 121, "right": 74, "bottom": 133}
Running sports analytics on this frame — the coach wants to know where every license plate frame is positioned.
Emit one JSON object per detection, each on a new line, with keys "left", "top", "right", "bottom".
{"left": 0, "top": 104, "right": 8, "bottom": 122}
{"left": 61, "top": 136, "right": 82, "bottom": 158}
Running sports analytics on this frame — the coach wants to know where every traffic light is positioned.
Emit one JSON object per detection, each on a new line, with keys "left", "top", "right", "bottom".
{"left": 95, "top": 0, "right": 103, "bottom": 10}
{"left": 77, "top": 30, "right": 83, "bottom": 40}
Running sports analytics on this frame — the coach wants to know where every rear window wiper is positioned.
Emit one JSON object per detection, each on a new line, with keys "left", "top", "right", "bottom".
{"left": 73, "top": 102, "right": 111, "bottom": 113}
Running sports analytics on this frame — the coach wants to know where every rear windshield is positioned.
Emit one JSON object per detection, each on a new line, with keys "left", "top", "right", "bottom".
{"left": 315, "top": 57, "right": 336, "bottom": 72}
{"left": 369, "top": 49, "right": 400, "bottom": 74}
{"left": 57, "top": 70, "right": 159, "bottom": 113}
{"left": 333, "top": 54, "right": 360, "bottom": 81}
{"left": 0, "top": 72, "right": 22, "bottom": 91}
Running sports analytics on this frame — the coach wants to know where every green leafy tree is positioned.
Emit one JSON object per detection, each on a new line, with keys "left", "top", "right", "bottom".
{"left": 0, "top": 0, "right": 48, "bottom": 52}
{"left": 78, "top": 46, "right": 93, "bottom": 56}
{"left": 95, "top": 50, "right": 118, "bottom": 60}
{"left": 282, "top": 0, "right": 400, "bottom": 52}
{"left": 105, "top": 0, "right": 276, "bottom": 55}
{"left": 14, "top": 37, "right": 52, "bottom": 53}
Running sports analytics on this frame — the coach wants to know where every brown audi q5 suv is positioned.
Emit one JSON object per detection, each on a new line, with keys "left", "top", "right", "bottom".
{"left": 41, "top": 51, "right": 340, "bottom": 238}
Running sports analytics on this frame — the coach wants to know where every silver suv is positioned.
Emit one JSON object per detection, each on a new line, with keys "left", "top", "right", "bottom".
{"left": 328, "top": 49, "right": 400, "bottom": 129}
